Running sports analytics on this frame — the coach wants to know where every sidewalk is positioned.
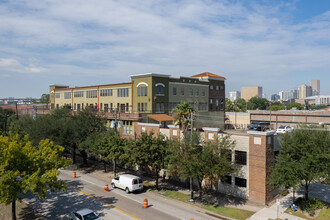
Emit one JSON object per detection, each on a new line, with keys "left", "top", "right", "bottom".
{"left": 249, "top": 183, "right": 330, "bottom": 220}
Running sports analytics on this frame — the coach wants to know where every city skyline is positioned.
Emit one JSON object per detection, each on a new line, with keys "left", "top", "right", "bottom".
{"left": 1, "top": 0, "right": 330, "bottom": 98}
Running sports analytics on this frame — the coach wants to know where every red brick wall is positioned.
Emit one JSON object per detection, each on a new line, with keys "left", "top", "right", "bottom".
{"left": 249, "top": 135, "right": 274, "bottom": 204}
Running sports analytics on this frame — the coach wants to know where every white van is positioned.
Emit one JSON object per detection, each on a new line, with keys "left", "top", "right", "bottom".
{"left": 111, "top": 174, "right": 143, "bottom": 193}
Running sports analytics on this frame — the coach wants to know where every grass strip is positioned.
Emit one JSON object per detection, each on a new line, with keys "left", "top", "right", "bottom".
{"left": 157, "top": 189, "right": 255, "bottom": 220}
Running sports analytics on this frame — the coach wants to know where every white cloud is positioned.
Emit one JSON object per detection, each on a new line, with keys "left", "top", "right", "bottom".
{"left": 0, "top": 0, "right": 329, "bottom": 97}
{"left": 0, "top": 58, "right": 47, "bottom": 74}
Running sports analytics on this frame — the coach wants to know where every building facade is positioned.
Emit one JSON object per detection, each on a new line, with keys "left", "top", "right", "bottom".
{"left": 134, "top": 122, "right": 278, "bottom": 204}
{"left": 50, "top": 72, "right": 226, "bottom": 129}
{"left": 310, "top": 79, "right": 320, "bottom": 95}
{"left": 241, "top": 86, "right": 262, "bottom": 101}
{"left": 229, "top": 91, "right": 241, "bottom": 102}
{"left": 298, "top": 84, "right": 312, "bottom": 99}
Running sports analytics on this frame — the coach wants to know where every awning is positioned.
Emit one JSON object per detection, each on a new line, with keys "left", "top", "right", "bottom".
{"left": 147, "top": 114, "right": 174, "bottom": 122}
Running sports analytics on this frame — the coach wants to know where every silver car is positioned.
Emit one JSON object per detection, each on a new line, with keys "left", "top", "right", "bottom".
{"left": 70, "top": 208, "right": 101, "bottom": 220}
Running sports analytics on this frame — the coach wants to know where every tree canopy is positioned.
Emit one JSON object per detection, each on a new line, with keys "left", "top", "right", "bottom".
{"left": 271, "top": 125, "right": 330, "bottom": 200}
{"left": 0, "top": 133, "right": 69, "bottom": 220}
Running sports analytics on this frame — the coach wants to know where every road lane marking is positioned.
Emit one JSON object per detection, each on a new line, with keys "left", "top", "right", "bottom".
{"left": 68, "top": 185, "right": 143, "bottom": 220}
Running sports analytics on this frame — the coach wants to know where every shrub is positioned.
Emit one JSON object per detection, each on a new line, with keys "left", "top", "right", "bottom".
{"left": 296, "top": 198, "right": 323, "bottom": 216}
{"left": 280, "top": 189, "right": 289, "bottom": 196}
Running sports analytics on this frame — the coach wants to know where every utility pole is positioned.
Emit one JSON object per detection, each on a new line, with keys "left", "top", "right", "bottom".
{"left": 115, "top": 108, "right": 118, "bottom": 134}
{"left": 189, "top": 109, "right": 194, "bottom": 202}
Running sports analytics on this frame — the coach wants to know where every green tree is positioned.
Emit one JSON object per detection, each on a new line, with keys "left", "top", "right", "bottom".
{"left": 168, "top": 133, "right": 235, "bottom": 199}
{"left": 72, "top": 108, "right": 106, "bottom": 164}
{"left": 89, "top": 131, "right": 125, "bottom": 176}
{"left": 234, "top": 98, "right": 247, "bottom": 112}
{"left": 0, "top": 107, "right": 15, "bottom": 134}
{"left": 271, "top": 125, "right": 330, "bottom": 200}
{"left": 40, "top": 94, "right": 50, "bottom": 103}
{"left": 268, "top": 102, "right": 285, "bottom": 111}
{"left": 172, "top": 102, "right": 194, "bottom": 132}
{"left": 287, "top": 102, "right": 303, "bottom": 110}
{"left": 225, "top": 98, "right": 239, "bottom": 112}
{"left": 0, "top": 133, "right": 70, "bottom": 220}
{"left": 130, "top": 132, "right": 168, "bottom": 189}
{"left": 247, "top": 97, "right": 269, "bottom": 110}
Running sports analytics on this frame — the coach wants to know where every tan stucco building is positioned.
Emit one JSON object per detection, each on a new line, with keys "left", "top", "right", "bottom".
{"left": 241, "top": 86, "right": 262, "bottom": 101}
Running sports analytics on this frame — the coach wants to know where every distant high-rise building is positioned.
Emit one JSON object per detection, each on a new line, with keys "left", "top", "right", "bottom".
{"left": 310, "top": 79, "right": 320, "bottom": 94}
{"left": 279, "top": 91, "right": 284, "bottom": 100}
{"left": 298, "top": 84, "right": 312, "bottom": 99}
{"left": 229, "top": 91, "right": 241, "bottom": 102}
{"left": 271, "top": 94, "right": 280, "bottom": 101}
{"left": 241, "top": 86, "right": 262, "bottom": 101}
{"left": 282, "top": 89, "right": 299, "bottom": 101}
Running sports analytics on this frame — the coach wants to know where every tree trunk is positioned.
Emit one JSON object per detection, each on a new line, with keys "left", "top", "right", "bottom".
{"left": 155, "top": 168, "right": 159, "bottom": 190}
{"left": 104, "top": 161, "right": 107, "bottom": 172}
{"left": 12, "top": 200, "right": 16, "bottom": 220}
{"left": 72, "top": 146, "right": 76, "bottom": 164}
{"left": 304, "top": 181, "right": 309, "bottom": 200}
{"left": 81, "top": 150, "right": 88, "bottom": 165}
{"left": 198, "top": 180, "right": 203, "bottom": 199}
{"left": 113, "top": 159, "right": 116, "bottom": 177}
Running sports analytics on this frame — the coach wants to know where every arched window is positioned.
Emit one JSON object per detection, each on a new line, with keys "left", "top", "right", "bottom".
{"left": 155, "top": 83, "right": 165, "bottom": 95}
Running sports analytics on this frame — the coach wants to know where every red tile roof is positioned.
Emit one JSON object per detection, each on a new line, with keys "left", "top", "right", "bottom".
{"left": 147, "top": 114, "right": 174, "bottom": 122}
{"left": 191, "top": 72, "right": 225, "bottom": 79}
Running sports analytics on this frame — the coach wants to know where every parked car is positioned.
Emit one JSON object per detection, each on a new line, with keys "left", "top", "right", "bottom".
{"left": 248, "top": 121, "right": 270, "bottom": 131}
{"left": 111, "top": 174, "right": 143, "bottom": 194}
{"left": 276, "top": 125, "right": 293, "bottom": 134}
{"left": 70, "top": 208, "right": 101, "bottom": 220}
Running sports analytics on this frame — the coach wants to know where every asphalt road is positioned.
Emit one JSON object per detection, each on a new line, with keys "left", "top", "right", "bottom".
{"left": 23, "top": 169, "right": 226, "bottom": 220}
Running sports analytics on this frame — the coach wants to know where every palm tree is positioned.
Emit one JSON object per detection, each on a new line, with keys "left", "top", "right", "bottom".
{"left": 171, "top": 102, "right": 195, "bottom": 132}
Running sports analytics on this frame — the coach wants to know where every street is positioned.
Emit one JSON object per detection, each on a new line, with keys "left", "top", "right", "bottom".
{"left": 23, "top": 169, "right": 226, "bottom": 220}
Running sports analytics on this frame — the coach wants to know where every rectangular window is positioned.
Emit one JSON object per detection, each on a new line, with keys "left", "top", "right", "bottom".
{"left": 55, "top": 93, "right": 60, "bottom": 98}
{"left": 195, "top": 88, "right": 199, "bottom": 96}
{"left": 138, "top": 103, "right": 141, "bottom": 112}
{"left": 216, "top": 85, "right": 219, "bottom": 90}
{"left": 100, "top": 89, "right": 113, "bottom": 97}
{"left": 74, "top": 91, "right": 84, "bottom": 98}
{"left": 74, "top": 103, "right": 76, "bottom": 110}
{"left": 77, "top": 104, "right": 80, "bottom": 110}
{"left": 137, "top": 87, "right": 140, "bottom": 96}
{"left": 51, "top": 93, "right": 54, "bottom": 99}
{"left": 144, "top": 103, "right": 147, "bottom": 112}
{"left": 64, "top": 92, "right": 71, "bottom": 99}
{"left": 81, "top": 103, "right": 84, "bottom": 109}
{"left": 156, "top": 103, "right": 160, "bottom": 113}
{"left": 181, "top": 88, "right": 184, "bottom": 96}
{"left": 173, "top": 87, "right": 177, "bottom": 95}
{"left": 235, "top": 177, "right": 247, "bottom": 188}
{"left": 235, "top": 151, "right": 247, "bottom": 165}
{"left": 202, "top": 89, "right": 205, "bottom": 97}
{"left": 110, "top": 103, "right": 113, "bottom": 111}
{"left": 189, "top": 88, "right": 193, "bottom": 96}
{"left": 122, "top": 121, "right": 133, "bottom": 135}
{"left": 210, "top": 85, "right": 214, "bottom": 90}
{"left": 104, "top": 104, "right": 109, "bottom": 112}
{"left": 86, "top": 90, "right": 97, "bottom": 98}
{"left": 126, "top": 103, "right": 129, "bottom": 112}
{"left": 161, "top": 103, "right": 164, "bottom": 113}
{"left": 144, "top": 87, "right": 147, "bottom": 96}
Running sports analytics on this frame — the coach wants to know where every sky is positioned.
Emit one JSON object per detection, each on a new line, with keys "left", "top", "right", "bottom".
{"left": 0, "top": 0, "right": 329, "bottom": 99}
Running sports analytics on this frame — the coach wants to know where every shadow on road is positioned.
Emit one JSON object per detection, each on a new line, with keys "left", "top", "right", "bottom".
{"left": 22, "top": 179, "right": 119, "bottom": 219}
